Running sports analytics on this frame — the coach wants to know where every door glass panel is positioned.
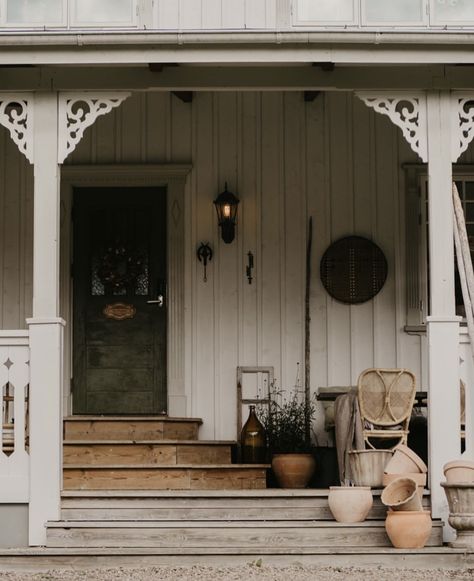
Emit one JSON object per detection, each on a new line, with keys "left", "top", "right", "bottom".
{"left": 73, "top": 0, "right": 134, "bottom": 24}
{"left": 433, "top": 0, "right": 474, "bottom": 22}
{"left": 364, "top": 0, "right": 424, "bottom": 23}
{"left": 296, "top": 0, "right": 355, "bottom": 22}
{"left": 6, "top": 0, "right": 63, "bottom": 23}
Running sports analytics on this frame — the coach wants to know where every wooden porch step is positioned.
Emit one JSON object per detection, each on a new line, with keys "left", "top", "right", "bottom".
{"left": 63, "top": 465, "right": 269, "bottom": 490}
{"left": 60, "top": 489, "right": 431, "bottom": 522}
{"left": 63, "top": 416, "right": 202, "bottom": 441}
{"left": 63, "top": 441, "right": 233, "bottom": 465}
{"left": 45, "top": 519, "right": 444, "bottom": 549}
{"left": 0, "top": 546, "right": 472, "bottom": 571}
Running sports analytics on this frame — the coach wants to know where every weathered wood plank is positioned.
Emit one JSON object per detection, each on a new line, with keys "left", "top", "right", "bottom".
{"left": 64, "top": 419, "right": 201, "bottom": 441}
{"left": 45, "top": 521, "right": 443, "bottom": 549}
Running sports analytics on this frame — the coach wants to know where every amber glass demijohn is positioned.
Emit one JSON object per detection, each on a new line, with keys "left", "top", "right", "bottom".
{"left": 240, "top": 405, "right": 267, "bottom": 463}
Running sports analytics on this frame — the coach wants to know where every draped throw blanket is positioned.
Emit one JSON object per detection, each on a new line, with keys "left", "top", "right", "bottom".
{"left": 334, "top": 392, "right": 364, "bottom": 485}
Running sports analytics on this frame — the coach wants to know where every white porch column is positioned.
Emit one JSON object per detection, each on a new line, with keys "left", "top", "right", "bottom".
{"left": 27, "top": 92, "right": 64, "bottom": 546}
{"left": 426, "top": 90, "right": 461, "bottom": 540}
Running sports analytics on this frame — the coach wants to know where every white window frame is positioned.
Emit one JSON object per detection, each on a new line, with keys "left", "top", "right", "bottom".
{"left": 405, "top": 164, "right": 474, "bottom": 327}
{"left": 0, "top": 0, "right": 142, "bottom": 29}
{"left": 361, "top": 0, "right": 429, "bottom": 28}
{"left": 429, "top": 0, "right": 474, "bottom": 27}
{"left": 292, "top": 0, "right": 359, "bottom": 27}
{"left": 292, "top": 0, "right": 474, "bottom": 29}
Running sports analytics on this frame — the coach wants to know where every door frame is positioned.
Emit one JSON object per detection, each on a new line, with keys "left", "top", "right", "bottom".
{"left": 60, "top": 164, "right": 192, "bottom": 418}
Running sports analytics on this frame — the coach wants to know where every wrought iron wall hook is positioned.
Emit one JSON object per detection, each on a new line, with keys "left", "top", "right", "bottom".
{"left": 197, "top": 242, "right": 213, "bottom": 282}
{"left": 246, "top": 251, "right": 254, "bottom": 284}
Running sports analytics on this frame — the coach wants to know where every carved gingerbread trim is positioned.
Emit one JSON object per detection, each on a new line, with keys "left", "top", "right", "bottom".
{"left": 58, "top": 92, "right": 131, "bottom": 163}
{"left": 0, "top": 94, "right": 34, "bottom": 164}
{"left": 356, "top": 92, "right": 428, "bottom": 163}
{"left": 451, "top": 93, "right": 474, "bottom": 163}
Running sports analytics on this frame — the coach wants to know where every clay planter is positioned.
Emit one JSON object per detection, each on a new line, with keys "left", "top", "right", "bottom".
{"left": 443, "top": 460, "right": 474, "bottom": 484}
{"left": 385, "top": 510, "right": 432, "bottom": 549}
{"left": 383, "top": 472, "right": 427, "bottom": 501}
{"left": 441, "top": 482, "right": 474, "bottom": 549}
{"left": 328, "top": 486, "right": 373, "bottom": 523}
{"left": 349, "top": 450, "right": 393, "bottom": 487}
{"left": 381, "top": 476, "right": 423, "bottom": 511}
{"left": 384, "top": 444, "right": 428, "bottom": 475}
{"left": 271, "top": 453, "right": 316, "bottom": 489}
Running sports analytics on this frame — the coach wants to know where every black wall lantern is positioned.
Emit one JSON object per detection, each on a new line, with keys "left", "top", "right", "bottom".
{"left": 214, "top": 183, "right": 239, "bottom": 244}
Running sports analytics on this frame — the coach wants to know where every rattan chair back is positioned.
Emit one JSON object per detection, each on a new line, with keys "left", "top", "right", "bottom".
{"left": 358, "top": 368, "right": 416, "bottom": 448}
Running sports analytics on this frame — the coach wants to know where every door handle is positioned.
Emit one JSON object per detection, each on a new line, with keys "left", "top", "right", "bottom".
{"left": 147, "top": 295, "right": 164, "bottom": 307}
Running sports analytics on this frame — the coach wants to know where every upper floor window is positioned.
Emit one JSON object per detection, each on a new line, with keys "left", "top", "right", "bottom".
{"left": 295, "top": 0, "right": 474, "bottom": 27}
{"left": 2, "top": 0, "right": 137, "bottom": 27}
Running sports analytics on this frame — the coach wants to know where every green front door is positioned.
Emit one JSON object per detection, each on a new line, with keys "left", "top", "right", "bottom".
{"left": 72, "top": 187, "right": 167, "bottom": 415}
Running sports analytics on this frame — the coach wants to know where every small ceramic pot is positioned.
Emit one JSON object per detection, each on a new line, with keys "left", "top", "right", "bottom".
{"left": 384, "top": 444, "right": 428, "bottom": 475}
{"left": 271, "top": 453, "right": 316, "bottom": 489}
{"left": 385, "top": 510, "right": 432, "bottom": 549}
{"left": 382, "top": 472, "right": 426, "bottom": 501}
{"left": 443, "top": 460, "right": 474, "bottom": 484}
{"left": 349, "top": 449, "right": 393, "bottom": 487}
{"left": 381, "top": 476, "right": 423, "bottom": 511}
{"left": 328, "top": 486, "right": 373, "bottom": 523}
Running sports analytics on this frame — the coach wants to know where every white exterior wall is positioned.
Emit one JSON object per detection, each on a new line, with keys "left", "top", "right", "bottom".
{"left": 0, "top": 90, "right": 459, "bottom": 441}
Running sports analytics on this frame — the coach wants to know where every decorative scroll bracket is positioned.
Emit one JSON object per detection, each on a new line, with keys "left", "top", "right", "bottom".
{"left": 0, "top": 94, "right": 34, "bottom": 164}
{"left": 451, "top": 92, "right": 474, "bottom": 163}
{"left": 58, "top": 92, "right": 131, "bottom": 163}
{"left": 356, "top": 92, "right": 428, "bottom": 163}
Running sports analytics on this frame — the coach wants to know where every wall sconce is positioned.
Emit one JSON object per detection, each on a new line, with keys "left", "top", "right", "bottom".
{"left": 214, "top": 183, "right": 239, "bottom": 244}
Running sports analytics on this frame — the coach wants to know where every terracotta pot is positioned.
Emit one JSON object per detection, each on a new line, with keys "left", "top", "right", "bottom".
{"left": 443, "top": 460, "right": 474, "bottom": 484}
{"left": 441, "top": 482, "right": 474, "bottom": 549}
{"left": 381, "top": 476, "right": 423, "bottom": 511}
{"left": 384, "top": 444, "right": 428, "bottom": 475}
{"left": 328, "top": 486, "right": 373, "bottom": 523}
{"left": 385, "top": 510, "right": 432, "bottom": 549}
{"left": 382, "top": 472, "right": 426, "bottom": 501}
{"left": 349, "top": 450, "right": 393, "bottom": 487}
{"left": 271, "top": 453, "right": 315, "bottom": 489}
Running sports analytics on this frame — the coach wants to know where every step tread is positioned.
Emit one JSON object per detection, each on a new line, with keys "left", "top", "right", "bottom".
{"left": 60, "top": 489, "right": 429, "bottom": 498}
{"left": 63, "top": 440, "right": 234, "bottom": 446}
{"left": 63, "top": 464, "right": 270, "bottom": 469}
{"left": 64, "top": 416, "right": 202, "bottom": 423}
{"left": 46, "top": 519, "right": 443, "bottom": 528}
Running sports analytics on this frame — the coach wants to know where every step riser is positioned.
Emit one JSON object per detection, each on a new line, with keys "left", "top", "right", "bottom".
{"left": 63, "top": 468, "right": 267, "bottom": 490}
{"left": 63, "top": 444, "right": 231, "bottom": 466}
{"left": 61, "top": 506, "right": 389, "bottom": 521}
{"left": 64, "top": 421, "right": 200, "bottom": 442}
{"left": 46, "top": 526, "right": 443, "bottom": 549}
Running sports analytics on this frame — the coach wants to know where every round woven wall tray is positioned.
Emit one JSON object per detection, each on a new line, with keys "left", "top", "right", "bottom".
{"left": 320, "top": 236, "right": 388, "bottom": 305}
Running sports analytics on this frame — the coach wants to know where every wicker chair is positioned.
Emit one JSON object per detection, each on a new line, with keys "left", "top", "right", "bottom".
{"left": 357, "top": 368, "right": 417, "bottom": 449}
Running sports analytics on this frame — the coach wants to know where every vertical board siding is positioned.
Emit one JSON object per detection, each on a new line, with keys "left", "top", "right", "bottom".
{"left": 0, "top": 91, "right": 424, "bottom": 440}
{"left": 156, "top": 0, "right": 276, "bottom": 29}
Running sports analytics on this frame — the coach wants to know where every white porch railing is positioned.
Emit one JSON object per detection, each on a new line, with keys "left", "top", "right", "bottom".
{"left": 0, "top": 331, "right": 29, "bottom": 503}
{"left": 459, "top": 330, "right": 474, "bottom": 459}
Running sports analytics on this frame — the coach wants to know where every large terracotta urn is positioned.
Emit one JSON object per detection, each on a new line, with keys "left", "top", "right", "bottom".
{"left": 385, "top": 510, "right": 432, "bottom": 549}
{"left": 271, "top": 453, "right": 315, "bottom": 489}
{"left": 328, "top": 486, "right": 373, "bottom": 523}
{"left": 441, "top": 482, "right": 474, "bottom": 549}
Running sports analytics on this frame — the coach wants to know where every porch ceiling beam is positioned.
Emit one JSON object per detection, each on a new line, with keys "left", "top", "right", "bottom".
{"left": 1, "top": 44, "right": 474, "bottom": 66}
{"left": 4, "top": 65, "right": 474, "bottom": 91}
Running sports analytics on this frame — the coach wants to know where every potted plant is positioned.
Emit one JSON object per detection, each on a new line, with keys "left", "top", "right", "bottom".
{"left": 257, "top": 390, "right": 316, "bottom": 488}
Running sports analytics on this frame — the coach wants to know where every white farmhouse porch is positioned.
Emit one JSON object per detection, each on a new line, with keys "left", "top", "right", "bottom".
{"left": 0, "top": 77, "right": 473, "bottom": 559}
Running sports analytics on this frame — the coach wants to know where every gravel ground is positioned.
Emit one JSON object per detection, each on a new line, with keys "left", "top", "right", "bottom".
{"left": 0, "top": 565, "right": 473, "bottom": 580}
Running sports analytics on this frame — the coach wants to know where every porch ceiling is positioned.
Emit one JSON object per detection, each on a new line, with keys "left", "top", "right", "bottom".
{"left": 2, "top": 64, "right": 474, "bottom": 91}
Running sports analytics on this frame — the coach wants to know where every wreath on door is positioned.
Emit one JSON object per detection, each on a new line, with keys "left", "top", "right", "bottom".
{"left": 97, "top": 242, "right": 145, "bottom": 292}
